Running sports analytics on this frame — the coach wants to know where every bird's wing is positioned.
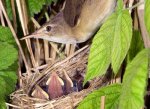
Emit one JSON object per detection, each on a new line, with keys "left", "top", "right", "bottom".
{"left": 63, "top": 0, "right": 85, "bottom": 27}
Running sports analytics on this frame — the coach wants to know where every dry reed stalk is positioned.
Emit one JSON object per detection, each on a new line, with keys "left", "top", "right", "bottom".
{"left": 69, "top": 44, "right": 76, "bottom": 55}
{"left": 65, "top": 44, "right": 71, "bottom": 56}
{"left": 50, "top": 42, "right": 58, "bottom": 62}
{"left": 0, "top": 8, "right": 5, "bottom": 26}
{"left": 100, "top": 96, "right": 105, "bottom": 109}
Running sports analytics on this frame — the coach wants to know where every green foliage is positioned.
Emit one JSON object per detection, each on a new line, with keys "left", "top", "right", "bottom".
{"left": 111, "top": 9, "right": 132, "bottom": 74}
{"left": 116, "top": 0, "right": 123, "bottom": 12}
{"left": 119, "top": 49, "right": 148, "bottom": 109}
{"left": 0, "top": 71, "right": 17, "bottom": 96}
{"left": 0, "top": 100, "right": 6, "bottom": 109}
{"left": 0, "top": 26, "right": 18, "bottom": 108}
{"left": 84, "top": 13, "right": 114, "bottom": 84}
{"left": 27, "top": 0, "right": 57, "bottom": 17}
{"left": 145, "top": 0, "right": 150, "bottom": 36}
{"left": 78, "top": 49, "right": 148, "bottom": 109}
{"left": 82, "top": 0, "right": 148, "bottom": 108}
{"left": 84, "top": 0, "right": 132, "bottom": 83}
{"left": 77, "top": 84, "right": 122, "bottom": 109}
{"left": 0, "top": 26, "right": 15, "bottom": 44}
{"left": 0, "top": 42, "right": 17, "bottom": 70}
{"left": 127, "top": 30, "right": 144, "bottom": 63}
{"left": 27, "top": 0, "right": 46, "bottom": 17}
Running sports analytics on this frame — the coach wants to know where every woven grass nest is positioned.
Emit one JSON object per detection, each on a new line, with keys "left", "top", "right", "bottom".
{"left": 10, "top": 45, "right": 108, "bottom": 109}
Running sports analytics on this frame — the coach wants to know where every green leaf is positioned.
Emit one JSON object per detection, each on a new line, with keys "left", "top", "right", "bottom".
{"left": 5, "top": 61, "right": 18, "bottom": 72}
{"left": 27, "top": 0, "right": 46, "bottom": 17}
{"left": 27, "top": 0, "right": 57, "bottom": 17}
{"left": 127, "top": 30, "right": 144, "bottom": 63}
{"left": 0, "top": 26, "right": 15, "bottom": 44}
{"left": 111, "top": 10, "right": 132, "bottom": 74}
{"left": 84, "top": 9, "right": 132, "bottom": 83}
{"left": 145, "top": 0, "right": 150, "bottom": 36}
{"left": 77, "top": 84, "right": 122, "bottom": 109}
{"left": 116, "top": 0, "right": 123, "bottom": 12}
{"left": 0, "top": 71, "right": 17, "bottom": 98}
{"left": 119, "top": 49, "right": 149, "bottom": 109}
{"left": 0, "top": 77, "right": 7, "bottom": 97}
{"left": 84, "top": 13, "right": 118, "bottom": 83}
{"left": 0, "top": 42, "right": 17, "bottom": 70}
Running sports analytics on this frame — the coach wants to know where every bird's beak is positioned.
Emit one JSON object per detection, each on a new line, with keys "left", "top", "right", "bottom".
{"left": 20, "top": 32, "right": 49, "bottom": 40}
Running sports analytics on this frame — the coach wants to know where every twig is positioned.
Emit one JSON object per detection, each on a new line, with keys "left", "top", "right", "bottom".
{"left": 126, "top": 1, "right": 144, "bottom": 10}
{"left": 100, "top": 96, "right": 105, "bottom": 109}
{"left": 6, "top": 103, "right": 21, "bottom": 109}
{"left": 0, "top": 7, "right": 5, "bottom": 26}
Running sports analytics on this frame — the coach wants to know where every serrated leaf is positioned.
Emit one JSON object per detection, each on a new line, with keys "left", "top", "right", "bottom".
{"left": 127, "top": 30, "right": 144, "bottom": 63}
{"left": 119, "top": 49, "right": 149, "bottom": 109}
{"left": 0, "top": 26, "right": 15, "bottom": 44}
{"left": 0, "top": 71, "right": 17, "bottom": 98}
{"left": 145, "top": 0, "right": 150, "bottom": 36}
{"left": 111, "top": 10, "right": 132, "bottom": 74}
{"left": 27, "top": 0, "right": 59, "bottom": 17}
{"left": 77, "top": 84, "right": 121, "bottom": 109}
{"left": 0, "top": 71, "right": 17, "bottom": 84}
{"left": 84, "top": 13, "right": 118, "bottom": 83}
{"left": 0, "top": 42, "right": 17, "bottom": 70}
{"left": 27, "top": 0, "right": 46, "bottom": 17}
{"left": 5, "top": 61, "right": 18, "bottom": 71}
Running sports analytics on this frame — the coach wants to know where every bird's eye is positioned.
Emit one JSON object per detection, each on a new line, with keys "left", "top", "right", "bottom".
{"left": 46, "top": 26, "right": 51, "bottom": 32}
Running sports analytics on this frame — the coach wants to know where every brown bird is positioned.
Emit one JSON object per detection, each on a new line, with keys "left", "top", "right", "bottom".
{"left": 22, "top": 0, "right": 116, "bottom": 44}
{"left": 46, "top": 72, "right": 64, "bottom": 99}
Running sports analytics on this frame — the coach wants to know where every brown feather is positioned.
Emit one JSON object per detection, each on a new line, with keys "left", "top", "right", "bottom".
{"left": 63, "top": 0, "right": 85, "bottom": 27}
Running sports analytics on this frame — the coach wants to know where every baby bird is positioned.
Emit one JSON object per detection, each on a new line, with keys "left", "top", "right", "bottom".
{"left": 46, "top": 72, "right": 64, "bottom": 99}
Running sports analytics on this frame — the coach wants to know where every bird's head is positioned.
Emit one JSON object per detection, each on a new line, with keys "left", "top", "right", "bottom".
{"left": 21, "top": 12, "right": 77, "bottom": 44}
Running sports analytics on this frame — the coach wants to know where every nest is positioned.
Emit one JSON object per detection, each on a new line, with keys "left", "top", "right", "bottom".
{"left": 9, "top": 45, "right": 109, "bottom": 109}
